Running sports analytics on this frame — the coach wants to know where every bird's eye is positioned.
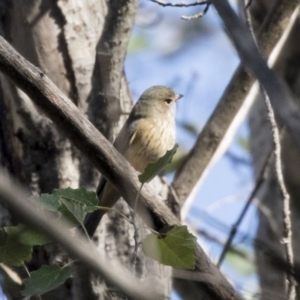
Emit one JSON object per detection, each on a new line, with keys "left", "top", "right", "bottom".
{"left": 164, "top": 99, "right": 172, "bottom": 105}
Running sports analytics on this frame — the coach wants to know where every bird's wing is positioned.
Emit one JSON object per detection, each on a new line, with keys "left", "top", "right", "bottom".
{"left": 113, "top": 121, "right": 132, "bottom": 154}
{"left": 83, "top": 118, "right": 138, "bottom": 237}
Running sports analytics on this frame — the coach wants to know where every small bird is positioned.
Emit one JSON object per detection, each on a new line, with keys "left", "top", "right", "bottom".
{"left": 84, "top": 85, "right": 182, "bottom": 237}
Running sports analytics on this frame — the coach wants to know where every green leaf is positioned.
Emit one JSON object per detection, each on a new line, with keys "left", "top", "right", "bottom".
{"left": 29, "top": 193, "right": 61, "bottom": 212}
{"left": 0, "top": 234, "right": 32, "bottom": 266}
{"left": 58, "top": 197, "right": 86, "bottom": 227}
{"left": 142, "top": 225, "right": 197, "bottom": 269}
{"left": 4, "top": 224, "right": 51, "bottom": 246}
{"left": 54, "top": 187, "right": 98, "bottom": 213}
{"left": 138, "top": 144, "right": 178, "bottom": 183}
{"left": 22, "top": 265, "right": 72, "bottom": 296}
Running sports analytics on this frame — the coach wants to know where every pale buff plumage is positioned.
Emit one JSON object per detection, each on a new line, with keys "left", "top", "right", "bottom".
{"left": 84, "top": 85, "right": 182, "bottom": 237}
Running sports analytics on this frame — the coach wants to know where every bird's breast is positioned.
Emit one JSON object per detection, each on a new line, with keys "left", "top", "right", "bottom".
{"left": 124, "top": 117, "right": 175, "bottom": 172}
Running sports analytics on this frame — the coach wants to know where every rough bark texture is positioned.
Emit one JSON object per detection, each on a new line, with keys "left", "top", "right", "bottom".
{"left": 0, "top": 1, "right": 105, "bottom": 299}
{"left": 0, "top": 1, "right": 172, "bottom": 299}
{"left": 248, "top": 2, "right": 300, "bottom": 299}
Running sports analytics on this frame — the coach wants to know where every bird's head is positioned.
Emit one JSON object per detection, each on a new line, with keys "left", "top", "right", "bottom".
{"left": 137, "top": 85, "right": 183, "bottom": 117}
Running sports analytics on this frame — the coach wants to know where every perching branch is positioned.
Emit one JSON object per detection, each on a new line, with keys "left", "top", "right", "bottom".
{"left": 0, "top": 35, "right": 241, "bottom": 300}
{"left": 172, "top": 0, "right": 299, "bottom": 211}
{"left": 149, "top": 0, "right": 209, "bottom": 20}
{"left": 181, "top": 3, "right": 210, "bottom": 20}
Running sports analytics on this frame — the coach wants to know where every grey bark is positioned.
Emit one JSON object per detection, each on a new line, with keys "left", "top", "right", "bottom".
{"left": 0, "top": 1, "right": 173, "bottom": 299}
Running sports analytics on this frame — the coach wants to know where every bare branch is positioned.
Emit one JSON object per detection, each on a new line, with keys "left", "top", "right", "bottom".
{"left": 149, "top": 0, "right": 207, "bottom": 8}
{"left": 181, "top": 3, "right": 210, "bottom": 20}
{"left": 0, "top": 35, "right": 241, "bottom": 300}
{"left": 173, "top": 0, "right": 299, "bottom": 211}
{"left": 263, "top": 90, "right": 296, "bottom": 299}
{"left": 217, "top": 0, "right": 272, "bottom": 269}
{"left": 217, "top": 150, "right": 272, "bottom": 267}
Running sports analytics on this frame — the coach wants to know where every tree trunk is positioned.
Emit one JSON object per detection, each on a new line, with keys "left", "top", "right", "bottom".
{"left": 0, "top": 1, "right": 172, "bottom": 299}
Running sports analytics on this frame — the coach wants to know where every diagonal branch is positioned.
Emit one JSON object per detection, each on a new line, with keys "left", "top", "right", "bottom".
{"left": 172, "top": 0, "right": 299, "bottom": 210}
{"left": 0, "top": 35, "right": 241, "bottom": 300}
{"left": 0, "top": 170, "right": 157, "bottom": 300}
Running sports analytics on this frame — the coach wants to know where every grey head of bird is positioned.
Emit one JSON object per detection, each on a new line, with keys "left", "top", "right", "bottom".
{"left": 135, "top": 85, "right": 183, "bottom": 118}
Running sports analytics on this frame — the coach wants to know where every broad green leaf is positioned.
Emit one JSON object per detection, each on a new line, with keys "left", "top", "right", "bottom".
{"left": 138, "top": 144, "right": 178, "bottom": 183}
{"left": 0, "top": 235, "right": 32, "bottom": 266}
{"left": 58, "top": 197, "right": 86, "bottom": 227}
{"left": 22, "top": 265, "right": 72, "bottom": 296}
{"left": 29, "top": 194, "right": 60, "bottom": 212}
{"left": 142, "top": 225, "right": 196, "bottom": 269}
{"left": 54, "top": 187, "right": 98, "bottom": 213}
{"left": 4, "top": 224, "right": 51, "bottom": 246}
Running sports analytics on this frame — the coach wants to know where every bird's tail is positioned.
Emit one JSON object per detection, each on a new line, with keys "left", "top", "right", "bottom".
{"left": 80, "top": 178, "right": 107, "bottom": 237}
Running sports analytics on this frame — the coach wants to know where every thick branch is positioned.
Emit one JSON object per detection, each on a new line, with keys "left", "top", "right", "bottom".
{"left": 173, "top": 0, "right": 299, "bottom": 207}
{"left": 0, "top": 36, "right": 241, "bottom": 300}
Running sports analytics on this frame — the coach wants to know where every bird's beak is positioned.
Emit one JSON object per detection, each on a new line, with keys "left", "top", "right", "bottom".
{"left": 175, "top": 94, "right": 183, "bottom": 101}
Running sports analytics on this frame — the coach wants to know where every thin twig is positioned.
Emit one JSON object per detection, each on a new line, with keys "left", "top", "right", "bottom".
{"left": 23, "top": 264, "right": 31, "bottom": 277}
{"left": 217, "top": 149, "right": 273, "bottom": 267}
{"left": 190, "top": 209, "right": 300, "bottom": 282}
{"left": 149, "top": 0, "right": 207, "bottom": 7}
{"left": 244, "top": 2, "right": 296, "bottom": 297}
{"left": 263, "top": 90, "right": 296, "bottom": 299}
{"left": 181, "top": 3, "right": 210, "bottom": 20}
